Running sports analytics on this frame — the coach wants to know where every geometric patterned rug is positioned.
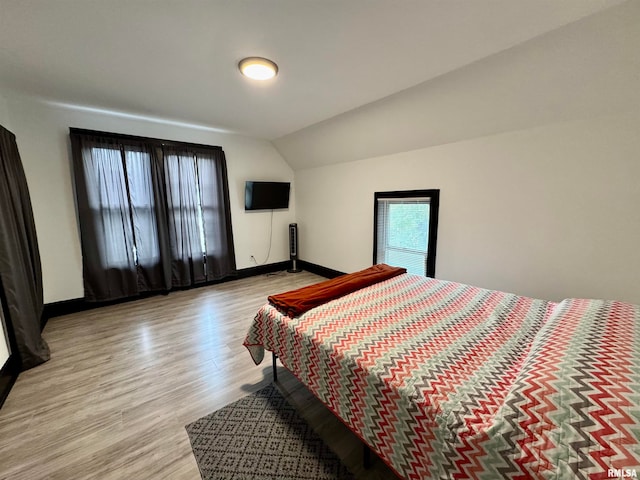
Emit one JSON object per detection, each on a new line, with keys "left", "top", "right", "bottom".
{"left": 185, "top": 384, "right": 355, "bottom": 479}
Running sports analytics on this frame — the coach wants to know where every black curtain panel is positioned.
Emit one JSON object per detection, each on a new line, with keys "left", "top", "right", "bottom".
{"left": 70, "top": 134, "right": 139, "bottom": 300}
{"left": 0, "top": 124, "right": 49, "bottom": 371}
{"left": 162, "top": 145, "right": 209, "bottom": 286}
{"left": 160, "top": 145, "right": 236, "bottom": 286}
{"left": 70, "top": 129, "right": 236, "bottom": 302}
{"left": 195, "top": 147, "right": 236, "bottom": 281}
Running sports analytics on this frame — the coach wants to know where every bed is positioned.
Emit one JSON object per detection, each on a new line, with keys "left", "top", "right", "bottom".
{"left": 243, "top": 267, "right": 640, "bottom": 479}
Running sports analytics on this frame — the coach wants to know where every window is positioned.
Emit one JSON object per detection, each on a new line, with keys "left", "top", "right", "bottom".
{"left": 374, "top": 190, "right": 439, "bottom": 277}
{"left": 84, "top": 145, "right": 136, "bottom": 268}
{"left": 71, "top": 129, "right": 236, "bottom": 301}
{"left": 85, "top": 145, "right": 160, "bottom": 268}
{"left": 163, "top": 149, "right": 209, "bottom": 262}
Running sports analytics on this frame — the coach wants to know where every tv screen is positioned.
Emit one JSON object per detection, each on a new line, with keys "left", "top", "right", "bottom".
{"left": 245, "top": 181, "right": 290, "bottom": 210}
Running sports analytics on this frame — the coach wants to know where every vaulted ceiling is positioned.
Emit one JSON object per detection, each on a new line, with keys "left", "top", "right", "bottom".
{"left": 0, "top": 0, "right": 627, "bottom": 141}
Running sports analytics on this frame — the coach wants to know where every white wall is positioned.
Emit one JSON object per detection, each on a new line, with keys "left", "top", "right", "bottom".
{"left": 2, "top": 93, "right": 295, "bottom": 303}
{"left": 292, "top": 2, "right": 640, "bottom": 305}
{"left": 295, "top": 112, "right": 640, "bottom": 304}
{"left": 0, "top": 93, "right": 11, "bottom": 129}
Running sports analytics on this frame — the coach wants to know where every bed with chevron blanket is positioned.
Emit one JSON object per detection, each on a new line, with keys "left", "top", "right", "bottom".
{"left": 243, "top": 273, "right": 640, "bottom": 479}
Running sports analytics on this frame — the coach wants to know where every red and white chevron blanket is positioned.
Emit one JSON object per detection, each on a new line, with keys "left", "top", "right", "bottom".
{"left": 243, "top": 273, "right": 640, "bottom": 479}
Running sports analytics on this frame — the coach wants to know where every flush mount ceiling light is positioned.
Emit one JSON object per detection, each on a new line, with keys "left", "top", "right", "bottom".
{"left": 238, "top": 57, "right": 278, "bottom": 80}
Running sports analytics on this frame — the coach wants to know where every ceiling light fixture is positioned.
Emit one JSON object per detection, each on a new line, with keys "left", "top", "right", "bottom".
{"left": 238, "top": 57, "right": 278, "bottom": 80}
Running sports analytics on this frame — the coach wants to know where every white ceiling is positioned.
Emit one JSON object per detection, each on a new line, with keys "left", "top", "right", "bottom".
{"left": 0, "top": 0, "right": 626, "bottom": 140}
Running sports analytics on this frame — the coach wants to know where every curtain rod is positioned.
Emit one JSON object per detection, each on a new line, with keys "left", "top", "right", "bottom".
{"left": 69, "top": 127, "right": 223, "bottom": 151}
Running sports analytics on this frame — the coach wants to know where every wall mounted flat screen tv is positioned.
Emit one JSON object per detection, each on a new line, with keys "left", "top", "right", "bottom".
{"left": 245, "top": 181, "right": 291, "bottom": 210}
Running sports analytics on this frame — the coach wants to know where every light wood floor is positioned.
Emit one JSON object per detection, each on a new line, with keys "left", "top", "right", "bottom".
{"left": 0, "top": 271, "right": 398, "bottom": 480}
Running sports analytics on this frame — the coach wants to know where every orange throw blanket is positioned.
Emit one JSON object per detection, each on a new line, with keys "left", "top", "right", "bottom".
{"left": 268, "top": 264, "right": 407, "bottom": 317}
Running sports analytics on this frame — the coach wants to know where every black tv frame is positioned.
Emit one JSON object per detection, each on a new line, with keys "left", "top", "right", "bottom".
{"left": 245, "top": 181, "right": 291, "bottom": 211}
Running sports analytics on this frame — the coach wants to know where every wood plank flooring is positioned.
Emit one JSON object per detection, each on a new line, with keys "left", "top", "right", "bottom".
{"left": 0, "top": 271, "right": 398, "bottom": 480}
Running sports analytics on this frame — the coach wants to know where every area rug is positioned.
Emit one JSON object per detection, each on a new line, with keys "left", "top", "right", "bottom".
{"left": 185, "top": 384, "right": 355, "bottom": 480}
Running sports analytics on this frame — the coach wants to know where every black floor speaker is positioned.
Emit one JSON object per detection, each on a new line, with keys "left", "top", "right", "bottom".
{"left": 287, "top": 223, "right": 301, "bottom": 273}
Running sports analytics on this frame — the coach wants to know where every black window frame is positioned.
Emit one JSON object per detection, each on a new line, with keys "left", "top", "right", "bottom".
{"left": 373, "top": 189, "right": 440, "bottom": 278}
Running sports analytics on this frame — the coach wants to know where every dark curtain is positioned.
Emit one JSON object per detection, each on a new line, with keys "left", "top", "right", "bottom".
{"left": 71, "top": 130, "right": 236, "bottom": 302}
{"left": 162, "top": 145, "right": 208, "bottom": 285}
{"left": 0, "top": 124, "right": 49, "bottom": 370}
{"left": 161, "top": 146, "right": 236, "bottom": 286}
{"left": 71, "top": 135, "right": 138, "bottom": 300}
{"left": 194, "top": 148, "right": 236, "bottom": 280}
